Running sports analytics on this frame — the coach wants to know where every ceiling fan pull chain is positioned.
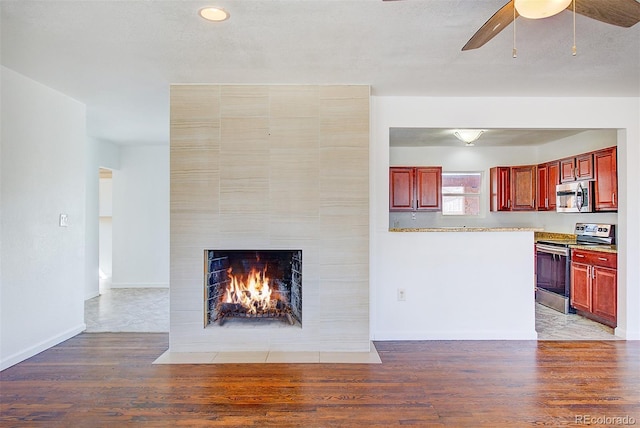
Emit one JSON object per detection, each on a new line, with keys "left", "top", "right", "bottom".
{"left": 513, "top": 2, "right": 517, "bottom": 58}
{"left": 572, "top": 0, "right": 577, "bottom": 56}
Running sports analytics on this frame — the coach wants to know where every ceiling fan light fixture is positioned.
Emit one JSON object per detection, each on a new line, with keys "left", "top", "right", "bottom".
{"left": 454, "top": 129, "right": 485, "bottom": 146}
{"left": 514, "top": 0, "right": 572, "bottom": 19}
{"left": 199, "top": 7, "right": 230, "bottom": 22}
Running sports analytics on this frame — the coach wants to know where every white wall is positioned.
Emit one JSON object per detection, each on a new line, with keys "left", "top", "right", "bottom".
{"left": 372, "top": 96, "right": 640, "bottom": 340}
{"left": 1, "top": 67, "right": 87, "bottom": 370}
{"left": 84, "top": 138, "right": 121, "bottom": 299}
{"left": 389, "top": 130, "right": 617, "bottom": 231}
{"left": 112, "top": 145, "right": 169, "bottom": 288}
{"left": 99, "top": 178, "right": 113, "bottom": 281}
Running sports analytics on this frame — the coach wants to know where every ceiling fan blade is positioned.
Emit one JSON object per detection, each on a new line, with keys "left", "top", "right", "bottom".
{"left": 573, "top": 0, "right": 640, "bottom": 28}
{"left": 462, "top": 1, "right": 517, "bottom": 51}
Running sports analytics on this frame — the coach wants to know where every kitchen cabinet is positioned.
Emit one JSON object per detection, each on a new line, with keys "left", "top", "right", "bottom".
{"left": 490, "top": 167, "right": 510, "bottom": 211}
{"left": 511, "top": 165, "right": 536, "bottom": 210}
{"left": 560, "top": 153, "right": 593, "bottom": 183}
{"left": 490, "top": 166, "right": 536, "bottom": 211}
{"left": 570, "top": 249, "right": 617, "bottom": 328}
{"left": 389, "top": 167, "right": 442, "bottom": 212}
{"left": 536, "top": 161, "right": 559, "bottom": 211}
{"left": 593, "top": 147, "right": 617, "bottom": 212}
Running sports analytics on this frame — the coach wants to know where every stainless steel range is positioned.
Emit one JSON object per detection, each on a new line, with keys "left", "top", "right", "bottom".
{"left": 535, "top": 223, "right": 615, "bottom": 314}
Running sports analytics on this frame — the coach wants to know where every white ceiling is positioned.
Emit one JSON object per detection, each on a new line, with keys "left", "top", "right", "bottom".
{"left": 1, "top": 0, "right": 638, "bottom": 146}
{"left": 389, "top": 128, "right": 587, "bottom": 147}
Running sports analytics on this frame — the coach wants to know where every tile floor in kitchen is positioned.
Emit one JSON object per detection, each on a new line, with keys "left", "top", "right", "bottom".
{"left": 84, "top": 288, "right": 620, "bottom": 340}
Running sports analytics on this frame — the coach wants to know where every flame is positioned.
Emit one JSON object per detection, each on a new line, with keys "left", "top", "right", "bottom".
{"left": 224, "top": 266, "right": 275, "bottom": 314}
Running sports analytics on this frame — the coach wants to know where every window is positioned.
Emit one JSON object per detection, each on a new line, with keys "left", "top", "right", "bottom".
{"left": 442, "top": 172, "right": 482, "bottom": 216}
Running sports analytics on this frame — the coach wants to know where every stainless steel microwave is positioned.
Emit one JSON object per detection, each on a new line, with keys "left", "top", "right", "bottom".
{"left": 556, "top": 181, "right": 593, "bottom": 213}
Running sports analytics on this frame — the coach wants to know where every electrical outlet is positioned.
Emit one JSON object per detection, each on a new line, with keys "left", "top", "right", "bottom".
{"left": 397, "top": 288, "right": 406, "bottom": 301}
{"left": 59, "top": 214, "right": 69, "bottom": 227}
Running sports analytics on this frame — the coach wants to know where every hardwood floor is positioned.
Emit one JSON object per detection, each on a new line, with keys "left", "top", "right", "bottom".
{"left": 1, "top": 334, "right": 638, "bottom": 427}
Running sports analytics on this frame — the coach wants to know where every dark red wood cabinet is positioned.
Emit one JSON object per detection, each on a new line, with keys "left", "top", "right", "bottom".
{"left": 560, "top": 153, "right": 593, "bottom": 183}
{"left": 415, "top": 167, "right": 442, "bottom": 210}
{"left": 510, "top": 165, "right": 536, "bottom": 210}
{"left": 389, "top": 167, "right": 414, "bottom": 211}
{"left": 490, "top": 166, "right": 535, "bottom": 211}
{"left": 571, "top": 249, "right": 617, "bottom": 328}
{"left": 389, "top": 167, "right": 442, "bottom": 212}
{"left": 536, "top": 161, "right": 559, "bottom": 211}
{"left": 593, "top": 147, "right": 617, "bottom": 212}
{"left": 490, "top": 167, "right": 511, "bottom": 211}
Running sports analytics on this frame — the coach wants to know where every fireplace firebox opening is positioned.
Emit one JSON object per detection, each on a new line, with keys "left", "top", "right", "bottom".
{"left": 204, "top": 250, "right": 302, "bottom": 327}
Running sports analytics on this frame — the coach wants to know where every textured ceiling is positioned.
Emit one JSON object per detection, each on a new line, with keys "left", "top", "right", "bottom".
{"left": 1, "top": 0, "right": 638, "bottom": 145}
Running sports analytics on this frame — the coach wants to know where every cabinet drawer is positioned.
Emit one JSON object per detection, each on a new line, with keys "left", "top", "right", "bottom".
{"left": 571, "top": 250, "right": 617, "bottom": 268}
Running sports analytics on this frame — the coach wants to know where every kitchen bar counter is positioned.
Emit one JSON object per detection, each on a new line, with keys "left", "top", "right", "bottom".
{"left": 390, "top": 227, "right": 542, "bottom": 233}
{"left": 375, "top": 227, "right": 537, "bottom": 340}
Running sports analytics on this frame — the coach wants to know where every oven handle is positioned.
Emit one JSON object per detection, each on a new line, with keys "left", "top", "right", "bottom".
{"left": 535, "top": 243, "right": 570, "bottom": 257}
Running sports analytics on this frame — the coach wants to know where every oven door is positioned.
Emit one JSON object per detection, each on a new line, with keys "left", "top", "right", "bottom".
{"left": 535, "top": 244, "right": 572, "bottom": 313}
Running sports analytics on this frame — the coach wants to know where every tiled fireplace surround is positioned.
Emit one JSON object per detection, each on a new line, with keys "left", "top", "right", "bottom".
{"left": 170, "top": 85, "right": 370, "bottom": 353}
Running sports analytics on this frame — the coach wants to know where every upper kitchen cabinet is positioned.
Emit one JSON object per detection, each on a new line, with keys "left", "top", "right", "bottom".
{"left": 559, "top": 153, "right": 593, "bottom": 183}
{"left": 415, "top": 167, "right": 442, "bottom": 210}
{"left": 490, "top": 167, "right": 510, "bottom": 211}
{"left": 511, "top": 165, "right": 537, "bottom": 211}
{"left": 490, "top": 166, "right": 536, "bottom": 212}
{"left": 536, "top": 161, "right": 559, "bottom": 211}
{"left": 389, "top": 167, "right": 414, "bottom": 211}
{"left": 389, "top": 167, "right": 442, "bottom": 212}
{"left": 593, "top": 147, "right": 618, "bottom": 212}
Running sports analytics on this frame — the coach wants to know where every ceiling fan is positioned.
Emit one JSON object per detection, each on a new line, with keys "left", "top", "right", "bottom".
{"left": 383, "top": 0, "right": 640, "bottom": 51}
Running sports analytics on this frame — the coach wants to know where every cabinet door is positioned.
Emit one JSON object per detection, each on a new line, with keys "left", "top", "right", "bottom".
{"left": 536, "top": 164, "right": 549, "bottom": 210}
{"left": 537, "top": 162, "right": 559, "bottom": 211}
{"left": 594, "top": 147, "right": 617, "bottom": 212}
{"left": 389, "top": 167, "right": 414, "bottom": 211}
{"left": 570, "top": 262, "right": 591, "bottom": 312}
{"left": 511, "top": 165, "right": 536, "bottom": 211}
{"left": 575, "top": 153, "right": 594, "bottom": 180}
{"left": 592, "top": 266, "right": 617, "bottom": 326}
{"left": 547, "top": 162, "right": 559, "bottom": 210}
{"left": 415, "top": 167, "right": 442, "bottom": 211}
{"left": 490, "top": 167, "right": 510, "bottom": 211}
{"left": 560, "top": 158, "right": 575, "bottom": 182}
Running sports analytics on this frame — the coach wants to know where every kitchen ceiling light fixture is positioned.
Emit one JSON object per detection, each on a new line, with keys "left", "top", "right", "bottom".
{"left": 199, "top": 7, "right": 230, "bottom": 22}
{"left": 454, "top": 129, "right": 485, "bottom": 146}
{"left": 514, "top": 0, "right": 572, "bottom": 19}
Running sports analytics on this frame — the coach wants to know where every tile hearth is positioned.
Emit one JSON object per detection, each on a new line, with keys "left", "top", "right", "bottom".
{"left": 153, "top": 345, "right": 382, "bottom": 365}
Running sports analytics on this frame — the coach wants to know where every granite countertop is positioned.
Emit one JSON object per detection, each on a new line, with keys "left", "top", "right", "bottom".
{"left": 389, "top": 227, "right": 543, "bottom": 232}
{"left": 569, "top": 244, "right": 617, "bottom": 254}
{"left": 534, "top": 231, "right": 617, "bottom": 254}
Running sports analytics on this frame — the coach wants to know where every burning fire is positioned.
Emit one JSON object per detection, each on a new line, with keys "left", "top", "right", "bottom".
{"left": 224, "top": 266, "right": 276, "bottom": 314}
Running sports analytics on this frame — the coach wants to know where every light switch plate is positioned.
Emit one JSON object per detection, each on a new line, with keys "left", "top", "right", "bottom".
{"left": 59, "top": 214, "right": 69, "bottom": 227}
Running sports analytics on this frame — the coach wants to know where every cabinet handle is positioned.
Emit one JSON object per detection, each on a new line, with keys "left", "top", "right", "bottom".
{"left": 612, "top": 192, "right": 616, "bottom": 205}
{"left": 592, "top": 267, "right": 596, "bottom": 279}
{"left": 598, "top": 257, "right": 608, "bottom": 261}
{"left": 575, "top": 254, "right": 585, "bottom": 258}
{"left": 545, "top": 197, "right": 548, "bottom": 208}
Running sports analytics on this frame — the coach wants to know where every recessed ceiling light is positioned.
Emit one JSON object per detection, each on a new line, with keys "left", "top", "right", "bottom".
{"left": 199, "top": 7, "right": 230, "bottom": 22}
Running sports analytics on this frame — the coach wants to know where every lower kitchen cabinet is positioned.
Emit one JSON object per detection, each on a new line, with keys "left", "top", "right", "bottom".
{"left": 570, "top": 249, "right": 617, "bottom": 328}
